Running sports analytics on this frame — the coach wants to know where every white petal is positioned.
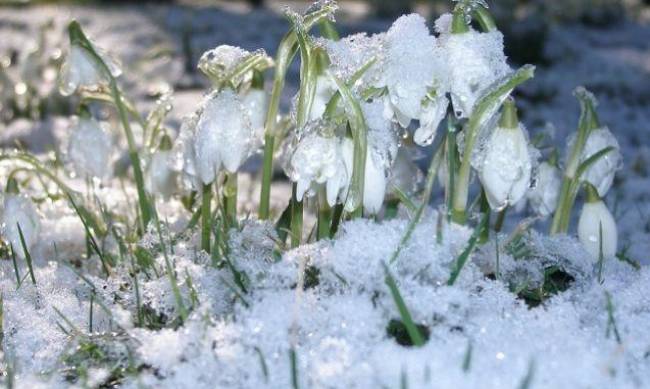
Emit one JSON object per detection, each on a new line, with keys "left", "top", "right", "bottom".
{"left": 479, "top": 126, "right": 531, "bottom": 210}
{"left": 578, "top": 201, "right": 618, "bottom": 260}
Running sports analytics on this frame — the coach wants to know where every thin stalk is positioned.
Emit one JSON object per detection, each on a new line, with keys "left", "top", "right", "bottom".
{"left": 223, "top": 172, "right": 238, "bottom": 226}
{"left": 494, "top": 206, "right": 508, "bottom": 232}
{"left": 317, "top": 188, "right": 332, "bottom": 240}
{"left": 479, "top": 189, "right": 491, "bottom": 244}
{"left": 389, "top": 135, "right": 445, "bottom": 264}
{"left": 259, "top": 133, "right": 275, "bottom": 219}
{"left": 550, "top": 90, "right": 600, "bottom": 234}
{"left": 290, "top": 184, "right": 303, "bottom": 248}
{"left": 451, "top": 65, "right": 535, "bottom": 224}
{"left": 258, "top": 6, "right": 336, "bottom": 219}
{"left": 201, "top": 184, "right": 212, "bottom": 253}
{"left": 67, "top": 22, "right": 153, "bottom": 231}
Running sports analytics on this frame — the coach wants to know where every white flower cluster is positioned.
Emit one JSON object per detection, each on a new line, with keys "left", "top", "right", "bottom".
{"left": 284, "top": 12, "right": 511, "bottom": 213}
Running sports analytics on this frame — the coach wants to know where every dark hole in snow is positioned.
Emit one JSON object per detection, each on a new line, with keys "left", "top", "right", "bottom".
{"left": 516, "top": 266, "right": 575, "bottom": 308}
{"left": 386, "top": 319, "right": 430, "bottom": 347}
{"left": 303, "top": 265, "right": 320, "bottom": 289}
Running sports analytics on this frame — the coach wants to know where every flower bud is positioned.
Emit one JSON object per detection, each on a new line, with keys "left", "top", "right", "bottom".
{"left": 59, "top": 42, "right": 121, "bottom": 96}
{"left": 478, "top": 100, "right": 531, "bottom": 210}
{"left": 194, "top": 88, "right": 258, "bottom": 184}
{"left": 67, "top": 117, "right": 112, "bottom": 180}
{"left": 288, "top": 132, "right": 348, "bottom": 206}
{"left": 577, "top": 184, "right": 617, "bottom": 260}
{"left": 1, "top": 192, "right": 40, "bottom": 259}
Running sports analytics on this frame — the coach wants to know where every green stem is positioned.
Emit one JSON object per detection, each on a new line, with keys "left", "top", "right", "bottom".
{"left": 317, "top": 188, "right": 332, "bottom": 240}
{"left": 494, "top": 207, "right": 508, "bottom": 232}
{"left": 201, "top": 183, "right": 212, "bottom": 253}
{"left": 290, "top": 184, "right": 303, "bottom": 248}
{"left": 224, "top": 172, "right": 238, "bottom": 226}
{"left": 258, "top": 6, "right": 335, "bottom": 219}
{"left": 67, "top": 22, "right": 152, "bottom": 230}
{"left": 550, "top": 89, "right": 600, "bottom": 235}
{"left": 479, "top": 189, "right": 491, "bottom": 244}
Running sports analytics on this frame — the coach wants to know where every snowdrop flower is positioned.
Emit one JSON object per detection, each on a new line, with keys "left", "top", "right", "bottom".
{"left": 67, "top": 117, "right": 112, "bottom": 180}
{"left": 288, "top": 129, "right": 348, "bottom": 206}
{"left": 527, "top": 161, "right": 561, "bottom": 217}
{"left": 1, "top": 181, "right": 40, "bottom": 259}
{"left": 578, "top": 184, "right": 617, "bottom": 260}
{"left": 435, "top": 12, "right": 510, "bottom": 119}
{"left": 478, "top": 100, "right": 531, "bottom": 210}
{"left": 193, "top": 88, "right": 259, "bottom": 185}
{"left": 59, "top": 42, "right": 122, "bottom": 96}
{"left": 382, "top": 14, "right": 447, "bottom": 131}
{"left": 341, "top": 139, "right": 387, "bottom": 214}
{"left": 577, "top": 126, "right": 622, "bottom": 197}
{"left": 146, "top": 135, "right": 177, "bottom": 200}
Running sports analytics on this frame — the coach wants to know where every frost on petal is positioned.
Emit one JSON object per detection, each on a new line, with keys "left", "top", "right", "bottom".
{"left": 362, "top": 99, "right": 398, "bottom": 170}
{"left": 67, "top": 117, "right": 112, "bottom": 179}
{"left": 242, "top": 89, "right": 268, "bottom": 142}
{"left": 195, "top": 89, "right": 254, "bottom": 182}
{"left": 439, "top": 23, "right": 510, "bottom": 118}
{"left": 172, "top": 113, "right": 202, "bottom": 190}
{"left": 527, "top": 162, "right": 561, "bottom": 217}
{"left": 578, "top": 201, "right": 618, "bottom": 259}
{"left": 198, "top": 45, "right": 273, "bottom": 88}
{"left": 579, "top": 127, "right": 622, "bottom": 196}
{"left": 479, "top": 125, "right": 532, "bottom": 210}
{"left": 320, "top": 32, "right": 385, "bottom": 87}
{"left": 383, "top": 14, "right": 442, "bottom": 123}
{"left": 1, "top": 195, "right": 40, "bottom": 258}
{"left": 414, "top": 94, "right": 449, "bottom": 146}
{"left": 289, "top": 131, "right": 347, "bottom": 203}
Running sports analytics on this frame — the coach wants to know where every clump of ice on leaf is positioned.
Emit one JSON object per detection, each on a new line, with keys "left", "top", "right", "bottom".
{"left": 435, "top": 13, "right": 511, "bottom": 119}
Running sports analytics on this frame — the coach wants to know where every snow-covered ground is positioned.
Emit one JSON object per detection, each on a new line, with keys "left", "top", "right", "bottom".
{"left": 0, "top": 2, "right": 649, "bottom": 388}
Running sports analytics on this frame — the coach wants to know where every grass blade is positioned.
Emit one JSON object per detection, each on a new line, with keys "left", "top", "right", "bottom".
{"left": 383, "top": 262, "right": 425, "bottom": 347}
{"left": 16, "top": 223, "right": 36, "bottom": 285}
{"left": 447, "top": 213, "right": 489, "bottom": 286}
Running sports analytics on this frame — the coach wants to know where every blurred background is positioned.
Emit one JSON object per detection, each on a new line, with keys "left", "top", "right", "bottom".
{"left": 0, "top": 0, "right": 649, "bottom": 260}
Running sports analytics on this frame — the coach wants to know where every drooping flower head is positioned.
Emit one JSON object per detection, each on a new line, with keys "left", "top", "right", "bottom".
{"left": 67, "top": 117, "right": 113, "bottom": 180}
{"left": 146, "top": 135, "right": 178, "bottom": 200}
{"left": 287, "top": 121, "right": 349, "bottom": 206}
{"left": 478, "top": 99, "right": 532, "bottom": 210}
{"left": 59, "top": 24, "right": 122, "bottom": 96}
{"left": 578, "top": 183, "right": 617, "bottom": 260}
{"left": 1, "top": 179, "right": 40, "bottom": 259}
